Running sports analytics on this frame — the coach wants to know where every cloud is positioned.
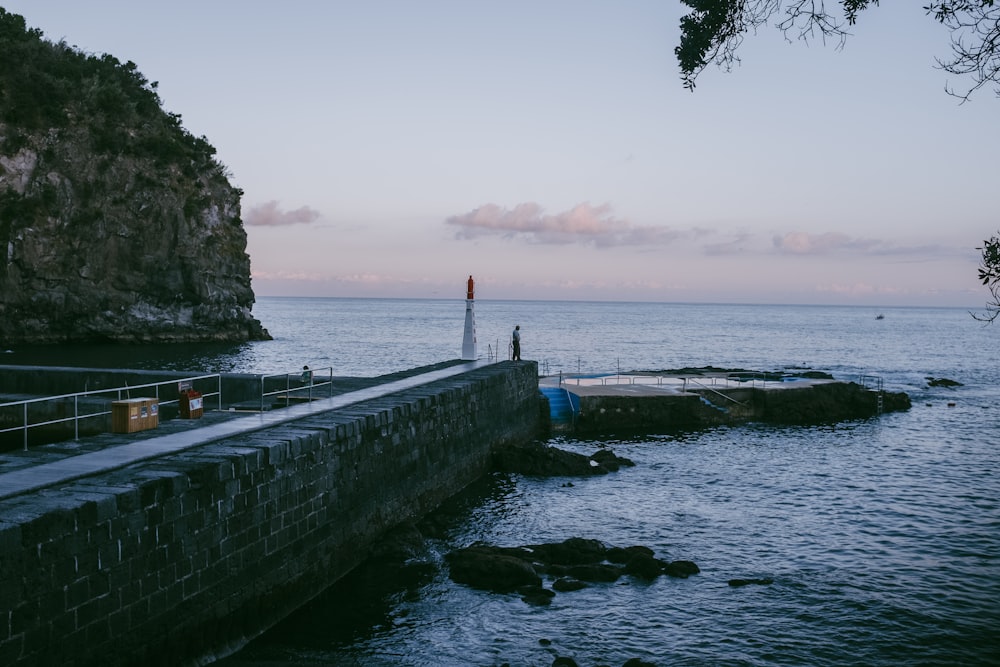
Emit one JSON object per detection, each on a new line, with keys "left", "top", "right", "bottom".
{"left": 817, "top": 283, "right": 906, "bottom": 296}
{"left": 770, "top": 232, "right": 950, "bottom": 257}
{"left": 772, "top": 232, "right": 883, "bottom": 255}
{"left": 250, "top": 270, "right": 436, "bottom": 287}
{"left": 702, "top": 231, "right": 756, "bottom": 255}
{"left": 445, "top": 202, "right": 680, "bottom": 247}
{"left": 245, "top": 201, "right": 321, "bottom": 226}
{"left": 251, "top": 269, "right": 324, "bottom": 281}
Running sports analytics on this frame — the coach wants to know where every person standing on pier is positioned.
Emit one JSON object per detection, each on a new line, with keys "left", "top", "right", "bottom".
{"left": 512, "top": 325, "right": 521, "bottom": 361}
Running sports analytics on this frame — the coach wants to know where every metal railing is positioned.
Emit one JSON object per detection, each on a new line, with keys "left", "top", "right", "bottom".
{"left": 551, "top": 369, "right": 757, "bottom": 412}
{"left": 858, "top": 374, "right": 883, "bottom": 392}
{"left": 559, "top": 384, "right": 578, "bottom": 425}
{"left": 684, "top": 377, "right": 750, "bottom": 408}
{"left": 0, "top": 374, "right": 222, "bottom": 451}
{"left": 545, "top": 372, "right": 579, "bottom": 425}
{"left": 555, "top": 371, "right": 768, "bottom": 390}
{"left": 258, "top": 366, "right": 335, "bottom": 412}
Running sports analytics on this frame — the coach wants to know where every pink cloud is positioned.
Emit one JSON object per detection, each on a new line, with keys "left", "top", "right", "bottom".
{"left": 445, "top": 202, "right": 680, "bottom": 247}
{"left": 245, "top": 201, "right": 321, "bottom": 226}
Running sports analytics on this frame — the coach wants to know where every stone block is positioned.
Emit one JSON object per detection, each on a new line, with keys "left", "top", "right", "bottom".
{"left": 0, "top": 521, "right": 22, "bottom": 556}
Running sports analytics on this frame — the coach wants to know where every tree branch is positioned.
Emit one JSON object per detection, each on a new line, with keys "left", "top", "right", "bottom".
{"left": 676, "top": 1, "right": 1000, "bottom": 101}
{"left": 972, "top": 232, "right": 1000, "bottom": 323}
{"left": 926, "top": 2, "right": 1000, "bottom": 101}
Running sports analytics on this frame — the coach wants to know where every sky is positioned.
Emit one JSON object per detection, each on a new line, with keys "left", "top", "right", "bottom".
{"left": 4, "top": 1, "right": 998, "bottom": 307}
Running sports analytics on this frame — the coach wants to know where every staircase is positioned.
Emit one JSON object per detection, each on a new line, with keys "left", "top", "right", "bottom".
{"left": 540, "top": 386, "right": 575, "bottom": 425}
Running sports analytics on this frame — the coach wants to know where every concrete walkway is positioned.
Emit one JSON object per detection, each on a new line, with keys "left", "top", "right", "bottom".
{"left": 0, "top": 360, "right": 490, "bottom": 501}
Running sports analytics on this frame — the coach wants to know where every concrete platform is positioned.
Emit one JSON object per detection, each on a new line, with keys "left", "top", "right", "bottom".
{"left": 539, "top": 370, "right": 902, "bottom": 434}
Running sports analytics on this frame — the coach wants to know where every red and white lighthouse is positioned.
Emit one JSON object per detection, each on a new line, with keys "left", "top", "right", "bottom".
{"left": 461, "top": 275, "right": 477, "bottom": 360}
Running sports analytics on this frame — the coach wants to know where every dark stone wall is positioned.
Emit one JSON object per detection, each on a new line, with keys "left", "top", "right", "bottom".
{"left": 0, "top": 361, "right": 540, "bottom": 667}
{"left": 572, "top": 381, "right": 910, "bottom": 435}
{"left": 574, "top": 392, "right": 727, "bottom": 434}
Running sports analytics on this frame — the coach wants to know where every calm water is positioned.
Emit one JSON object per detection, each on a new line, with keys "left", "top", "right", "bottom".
{"left": 7, "top": 298, "right": 1000, "bottom": 666}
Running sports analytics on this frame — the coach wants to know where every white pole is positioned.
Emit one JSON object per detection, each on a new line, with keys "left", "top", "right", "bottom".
{"left": 461, "top": 275, "right": 478, "bottom": 360}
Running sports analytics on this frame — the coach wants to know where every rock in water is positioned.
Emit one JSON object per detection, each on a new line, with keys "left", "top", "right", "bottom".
{"left": 728, "top": 577, "right": 774, "bottom": 587}
{"left": 0, "top": 10, "right": 269, "bottom": 344}
{"left": 445, "top": 545, "right": 542, "bottom": 592}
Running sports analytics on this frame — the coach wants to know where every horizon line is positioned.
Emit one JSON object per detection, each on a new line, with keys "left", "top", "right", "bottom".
{"left": 253, "top": 294, "right": 984, "bottom": 311}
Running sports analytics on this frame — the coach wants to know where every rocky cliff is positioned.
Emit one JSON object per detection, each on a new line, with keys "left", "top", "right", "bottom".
{"left": 0, "top": 9, "right": 269, "bottom": 344}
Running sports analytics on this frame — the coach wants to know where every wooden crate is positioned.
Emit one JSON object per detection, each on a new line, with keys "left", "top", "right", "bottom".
{"left": 111, "top": 398, "right": 159, "bottom": 433}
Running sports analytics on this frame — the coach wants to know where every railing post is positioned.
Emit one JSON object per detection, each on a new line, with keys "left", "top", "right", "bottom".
{"left": 260, "top": 375, "right": 265, "bottom": 413}
{"left": 74, "top": 395, "right": 80, "bottom": 441}
{"left": 23, "top": 403, "right": 28, "bottom": 451}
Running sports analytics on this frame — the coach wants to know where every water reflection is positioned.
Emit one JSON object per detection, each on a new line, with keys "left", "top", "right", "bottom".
{"left": 2, "top": 341, "right": 253, "bottom": 372}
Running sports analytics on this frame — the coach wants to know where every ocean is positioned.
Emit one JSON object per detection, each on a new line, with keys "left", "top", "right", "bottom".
{"left": 7, "top": 297, "right": 1000, "bottom": 666}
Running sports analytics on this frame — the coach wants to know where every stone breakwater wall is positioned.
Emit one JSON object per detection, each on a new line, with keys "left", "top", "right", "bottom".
{"left": 0, "top": 362, "right": 541, "bottom": 667}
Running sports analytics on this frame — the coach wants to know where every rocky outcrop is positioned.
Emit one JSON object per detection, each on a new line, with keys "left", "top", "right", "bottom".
{"left": 492, "top": 441, "right": 635, "bottom": 476}
{"left": 445, "top": 537, "right": 700, "bottom": 601}
{"left": 759, "top": 381, "right": 911, "bottom": 424}
{"left": 446, "top": 545, "right": 544, "bottom": 593}
{"left": 0, "top": 9, "right": 269, "bottom": 343}
{"left": 927, "top": 377, "right": 962, "bottom": 388}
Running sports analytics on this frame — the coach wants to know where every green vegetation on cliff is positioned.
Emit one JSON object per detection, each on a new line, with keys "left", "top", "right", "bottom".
{"left": 0, "top": 8, "right": 269, "bottom": 344}
{"left": 0, "top": 9, "right": 220, "bottom": 168}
